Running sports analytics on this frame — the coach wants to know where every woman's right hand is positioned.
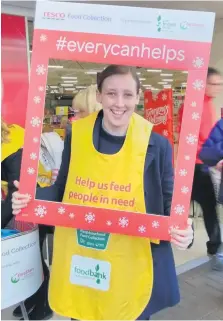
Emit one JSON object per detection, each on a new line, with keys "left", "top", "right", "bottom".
{"left": 216, "top": 160, "right": 223, "bottom": 172}
{"left": 12, "top": 180, "right": 30, "bottom": 215}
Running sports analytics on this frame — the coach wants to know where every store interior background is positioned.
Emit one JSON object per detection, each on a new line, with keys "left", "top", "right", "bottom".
{"left": 2, "top": 0, "right": 223, "bottom": 270}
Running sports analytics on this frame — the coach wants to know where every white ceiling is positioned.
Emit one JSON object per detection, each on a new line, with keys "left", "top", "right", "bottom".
{"left": 43, "top": 59, "right": 188, "bottom": 94}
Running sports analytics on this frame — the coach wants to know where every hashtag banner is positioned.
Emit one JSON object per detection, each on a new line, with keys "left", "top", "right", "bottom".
{"left": 17, "top": 1, "right": 215, "bottom": 240}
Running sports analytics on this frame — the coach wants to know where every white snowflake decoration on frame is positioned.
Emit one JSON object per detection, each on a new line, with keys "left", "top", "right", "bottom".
{"left": 27, "top": 167, "right": 35, "bottom": 175}
{"left": 186, "top": 134, "right": 198, "bottom": 145}
{"left": 162, "top": 93, "right": 167, "bottom": 101}
{"left": 174, "top": 204, "right": 185, "bottom": 215}
{"left": 26, "top": 194, "right": 32, "bottom": 201}
{"left": 191, "top": 101, "right": 197, "bottom": 107}
{"left": 184, "top": 155, "right": 191, "bottom": 161}
{"left": 119, "top": 217, "right": 129, "bottom": 228}
{"left": 138, "top": 225, "right": 146, "bottom": 233}
{"left": 85, "top": 212, "right": 95, "bottom": 223}
{"left": 193, "top": 79, "right": 204, "bottom": 91}
{"left": 38, "top": 86, "right": 44, "bottom": 92}
{"left": 163, "top": 129, "right": 168, "bottom": 137}
{"left": 30, "top": 117, "right": 41, "bottom": 127}
{"left": 58, "top": 207, "right": 65, "bottom": 215}
{"left": 152, "top": 221, "right": 160, "bottom": 228}
{"left": 69, "top": 213, "right": 75, "bottom": 219}
{"left": 192, "top": 112, "right": 200, "bottom": 121}
{"left": 33, "top": 96, "right": 41, "bottom": 104}
{"left": 106, "top": 220, "right": 112, "bottom": 226}
{"left": 179, "top": 169, "right": 188, "bottom": 177}
{"left": 193, "top": 57, "right": 204, "bottom": 69}
{"left": 35, "top": 205, "right": 47, "bottom": 218}
{"left": 30, "top": 152, "right": 37, "bottom": 160}
{"left": 33, "top": 137, "right": 39, "bottom": 143}
{"left": 40, "top": 34, "right": 47, "bottom": 42}
{"left": 36, "top": 64, "right": 46, "bottom": 76}
{"left": 169, "top": 225, "right": 179, "bottom": 234}
{"left": 181, "top": 186, "right": 189, "bottom": 194}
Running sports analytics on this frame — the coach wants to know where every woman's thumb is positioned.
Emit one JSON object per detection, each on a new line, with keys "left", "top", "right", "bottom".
{"left": 13, "top": 180, "right": 20, "bottom": 189}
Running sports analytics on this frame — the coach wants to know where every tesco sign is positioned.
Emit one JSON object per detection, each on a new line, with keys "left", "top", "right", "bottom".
{"left": 43, "top": 12, "right": 65, "bottom": 19}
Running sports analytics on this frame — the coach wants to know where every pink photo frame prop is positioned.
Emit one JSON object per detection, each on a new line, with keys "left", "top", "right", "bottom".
{"left": 17, "top": 1, "right": 215, "bottom": 241}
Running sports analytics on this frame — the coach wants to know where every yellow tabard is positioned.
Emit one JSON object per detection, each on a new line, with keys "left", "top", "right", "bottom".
{"left": 37, "top": 162, "right": 52, "bottom": 188}
{"left": 1, "top": 124, "right": 24, "bottom": 162}
{"left": 1, "top": 124, "right": 52, "bottom": 188}
{"left": 1, "top": 124, "right": 25, "bottom": 195}
{"left": 49, "top": 112, "right": 154, "bottom": 320}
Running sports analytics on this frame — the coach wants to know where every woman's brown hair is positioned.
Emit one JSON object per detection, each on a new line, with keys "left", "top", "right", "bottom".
{"left": 97, "top": 65, "right": 141, "bottom": 94}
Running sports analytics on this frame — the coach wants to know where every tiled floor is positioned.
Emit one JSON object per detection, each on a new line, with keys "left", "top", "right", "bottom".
{"left": 152, "top": 261, "right": 223, "bottom": 320}
{"left": 173, "top": 205, "right": 223, "bottom": 268}
{"left": 2, "top": 208, "right": 223, "bottom": 320}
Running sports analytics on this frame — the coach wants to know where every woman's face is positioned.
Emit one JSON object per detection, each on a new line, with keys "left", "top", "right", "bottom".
{"left": 97, "top": 73, "right": 139, "bottom": 132}
{"left": 205, "top": 74, "right": 223, "bottom": 98}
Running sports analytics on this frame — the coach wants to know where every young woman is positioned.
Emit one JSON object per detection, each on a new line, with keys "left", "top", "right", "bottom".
{"left": 12, "top": 65, "right": 193, "bottom": 320}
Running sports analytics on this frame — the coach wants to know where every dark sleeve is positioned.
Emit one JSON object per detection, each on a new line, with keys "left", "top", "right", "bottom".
{"left": 199, "top": 121, "right": 223, "bottom": 166}
{"left": 36, "top": 132, "right": 71, "bottom": 202}
{"left": 1, "top": 149, "right": 23, "bottom": 228}
{"left": 161, "top": 140, "right": 174, "bottom": 216}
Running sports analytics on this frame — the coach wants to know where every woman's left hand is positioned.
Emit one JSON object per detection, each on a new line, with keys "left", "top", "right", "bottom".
{"left": 170, "top": 218, "right": 194, "bottom": 250}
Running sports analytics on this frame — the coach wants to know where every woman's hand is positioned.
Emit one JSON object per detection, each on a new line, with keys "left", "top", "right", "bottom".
{"left": 216, "top": 160, "right": 223, "bottom": 172}
{"left": 11, "top": 180, "right": 30, "bottom": 215}
{"left": 170, "top": 218, "right": 194, "bottom": 250}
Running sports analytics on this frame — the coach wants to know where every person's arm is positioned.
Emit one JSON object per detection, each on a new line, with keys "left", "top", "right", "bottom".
{"left": 1, "top": 149, "right": 23, "bottom": 228}
{"left": 161, "top": 139, "right": 174, "bottom": 216}
{"left": 199, "top": 121, "right": 223, "bottom": 167}
{"left": 36, "top": 132, "right": 71, "bottom": 201}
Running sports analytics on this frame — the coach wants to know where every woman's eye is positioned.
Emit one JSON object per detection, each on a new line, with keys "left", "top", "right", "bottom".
{"left": 108, "top": 92, "right": 115, "bottom": 96}
{"left": 125, "top": 93, "right": 133, "bottom": 97}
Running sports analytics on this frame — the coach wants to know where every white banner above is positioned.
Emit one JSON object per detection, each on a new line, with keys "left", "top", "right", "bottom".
{"left": 34, "top": 1, "right": 215, "bottom": 43}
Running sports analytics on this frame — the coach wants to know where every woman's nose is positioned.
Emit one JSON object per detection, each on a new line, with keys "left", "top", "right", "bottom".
{"left": 115, "top": 95, "right": 125, "bottom": 108}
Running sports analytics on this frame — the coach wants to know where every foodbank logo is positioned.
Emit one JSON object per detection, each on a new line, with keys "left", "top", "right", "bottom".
{"left": 157, "top": 15, "right": 162, "bottom": 32}
{"left": 157, "top": 15, "right": 176, "bottom": 32}
{"left": 11, "top": 274, "right": 20, "bottom": 284}
{"left": 180, "top": 21, "right": 189, "bottom": 30}
{"left": 74, "top": 264, "right": 106, "bottom": 284}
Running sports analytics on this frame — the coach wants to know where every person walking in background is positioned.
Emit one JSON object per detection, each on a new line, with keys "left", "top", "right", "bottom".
{"left": 179, "top": 67, "right": 223, "bottom": 257}
{"left": 199, "top": 119, "right": 223, "bottom": 270}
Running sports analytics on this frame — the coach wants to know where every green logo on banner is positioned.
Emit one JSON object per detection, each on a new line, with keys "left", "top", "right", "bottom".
{"left": 157, "top": 15, "right": 162, "bottom": 32}
{"left": 77, "top": 230, "right": 110, "bottom": 250}
{"left": 11, "top": 275, "right": 20, "bottom": 284}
